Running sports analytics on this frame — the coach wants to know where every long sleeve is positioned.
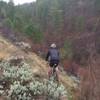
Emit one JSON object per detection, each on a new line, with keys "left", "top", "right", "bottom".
{"left": 46, "top": 51, "right": 50, "bottom": 61}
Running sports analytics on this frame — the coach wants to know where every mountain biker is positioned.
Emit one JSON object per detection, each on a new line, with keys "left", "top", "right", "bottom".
{"left": 46, "top": 43, "right": 60, "bottom": 80}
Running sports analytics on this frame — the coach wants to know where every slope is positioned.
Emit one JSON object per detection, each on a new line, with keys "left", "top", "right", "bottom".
{"left": 0, "top": 34, "right": 78, "bottom": 98}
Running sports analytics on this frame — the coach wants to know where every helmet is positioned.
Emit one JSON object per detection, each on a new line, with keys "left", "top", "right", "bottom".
{"left": 50, "top": 43, "right": 56, "bottom": 48}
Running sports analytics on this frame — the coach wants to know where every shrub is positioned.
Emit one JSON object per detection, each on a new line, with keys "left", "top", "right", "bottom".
{"left": 2, "top": 18, "right": 14, "bottom": 28}
{"left": 0, "top": 58, "right": 68, "bottom": 100}
{"left": 24, "top": 24, "right": 44, "bottom": 43}
{"left": 60, "top": 40, "right": 73, "bottom": 60}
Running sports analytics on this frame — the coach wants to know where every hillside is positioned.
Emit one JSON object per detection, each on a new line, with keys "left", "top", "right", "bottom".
{"left": 0, "top": 0, "right": 100, "bottom": 99}
{"left": 0, "top": 34, "right": 78, "bottom": 99}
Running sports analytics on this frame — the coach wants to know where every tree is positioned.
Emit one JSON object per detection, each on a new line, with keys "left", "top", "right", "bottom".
{"left": 7, "top": 0, "right": 15, "bottom": 22}
{"left": 0, "top": 1, "right": 8, "bottom": 18}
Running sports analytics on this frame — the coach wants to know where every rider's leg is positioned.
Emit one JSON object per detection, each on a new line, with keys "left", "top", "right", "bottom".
{"left": 48, "top": 62, "right": 53, "bottom": 78}
{"left": 52, "top": 60, "right": 59, "bottom": 81}
{"left": 48, "top": 66, "right": 52, "bottom": 78}
{"left": 55, "top": 66, "right": 59, "bottom": 81}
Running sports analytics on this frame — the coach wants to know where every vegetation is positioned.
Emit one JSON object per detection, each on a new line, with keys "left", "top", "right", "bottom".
{"left": 0, "top": 0, "right": 100, "bottom": 100}
{"left": 0, "top": 59, "right": 68, "bottom": 100}
{"left": 60, "top": 40, "right": 73, "bottom": 60}
{"left": 0, "top": 0, "right": 100, "bottom": 38}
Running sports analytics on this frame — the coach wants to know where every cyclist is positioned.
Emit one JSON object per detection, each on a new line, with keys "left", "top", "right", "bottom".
{"left": 46, "top": 43, "right": 60, "bottom": 80}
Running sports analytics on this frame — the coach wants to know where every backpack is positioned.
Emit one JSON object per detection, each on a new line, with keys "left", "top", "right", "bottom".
{"left": 49, "top": 48, "right": 59, "bottom": 60}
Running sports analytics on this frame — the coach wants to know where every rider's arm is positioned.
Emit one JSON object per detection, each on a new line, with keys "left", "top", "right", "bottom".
{"left": 46, "top": 51, "right": 50, "bottom": 61}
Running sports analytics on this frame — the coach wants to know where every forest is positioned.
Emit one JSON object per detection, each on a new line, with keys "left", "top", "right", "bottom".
{"left": 0, "top": 0, "right": 100, "bottom": 53}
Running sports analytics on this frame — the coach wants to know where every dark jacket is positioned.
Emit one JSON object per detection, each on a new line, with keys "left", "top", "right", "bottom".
{"left": 46, "top": 48, "right": 59, "bottom": 61}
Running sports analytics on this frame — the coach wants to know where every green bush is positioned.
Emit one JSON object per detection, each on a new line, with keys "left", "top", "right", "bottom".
{"left": 2, "top": 18, "right": 14, "bottom": 28}
{"left": 60, "top": 40, "right": 73, "bottom": 60}
{"left": 24, "top": 24, "right": 44, "bottom": 43}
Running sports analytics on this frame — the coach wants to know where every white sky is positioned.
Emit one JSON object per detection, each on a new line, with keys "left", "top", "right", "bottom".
{"left": 2, "top": 0, "right": 36, "bottom": 5}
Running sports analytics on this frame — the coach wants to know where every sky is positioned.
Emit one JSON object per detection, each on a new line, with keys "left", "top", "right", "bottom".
{"left": 2, "top": 0, "right": 36, "bottom": 5}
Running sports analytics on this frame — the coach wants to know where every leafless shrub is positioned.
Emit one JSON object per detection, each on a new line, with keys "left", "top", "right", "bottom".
{"left": 15, "top": 42, "right": 31, "bottom": 52}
